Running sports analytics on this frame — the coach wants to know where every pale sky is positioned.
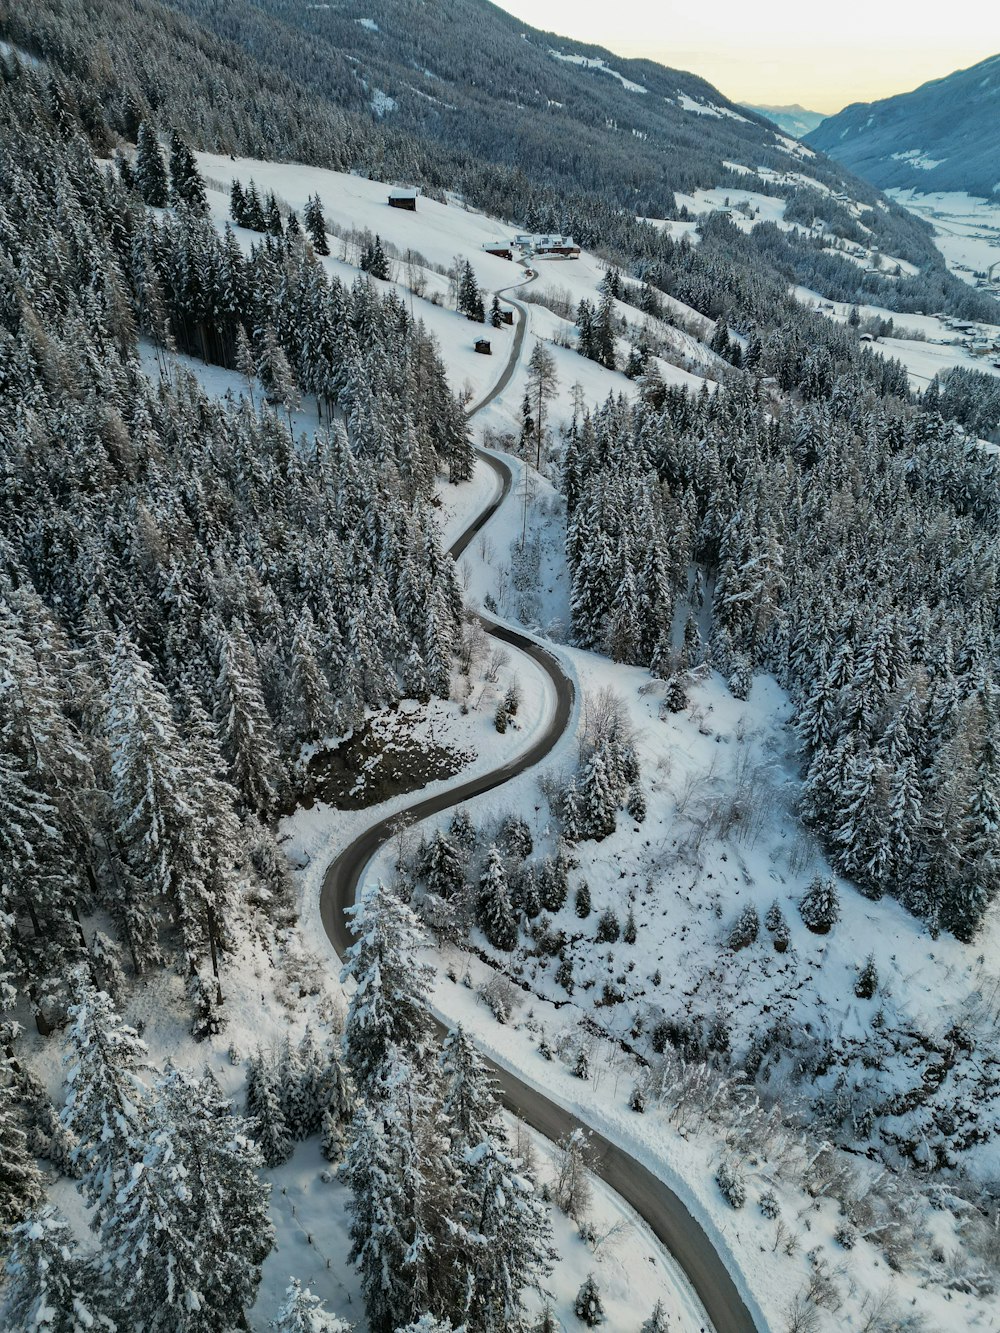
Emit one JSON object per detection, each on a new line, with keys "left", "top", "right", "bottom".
{"left": 493, "top": 0, "right": 1000, "bottom": 113}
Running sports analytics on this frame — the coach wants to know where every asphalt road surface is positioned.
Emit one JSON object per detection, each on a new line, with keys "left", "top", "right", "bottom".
{"left": 318, "top": 268, "right": 761, "bottom": 1333}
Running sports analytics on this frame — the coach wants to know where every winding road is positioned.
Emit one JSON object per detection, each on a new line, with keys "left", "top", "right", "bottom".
{"left": 319, "top": 272, "right": 761, "bottom": 1333}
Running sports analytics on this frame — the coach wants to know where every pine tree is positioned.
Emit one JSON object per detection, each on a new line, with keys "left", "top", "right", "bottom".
{"left": 156, "top": 1066, "right": 273, "bottom": 1326}
{"left": 254, "top": 1057, "right": 293, "bottom": 1167}
{"left": 640, "top": 1299, "right": 670, "bottom": 1333}
{"left": 799, "top": 876, "right": 840, "bottom": 934}
{"left": 135, "top": 123, "right": 168, "bottom": 207}
{"left": 229, "top": 179, "right": 247, "bottom": 226}
{"left": 477, "top": 845, "right": 518, "bottom": 951}
{"left": 574, "top": 882, "right": 591, "bottom": 918}
{"left": 855, "top": 954, "right": 879, "bottom": 999}
{"left": 1, "top": 1207, "right": 113, "bottom": 1332}
{"left": 273, "top": 1278, "right": 350, "bottom": 1332}
{"left": 303, "top": 195, "right": 330, "bottom": 255}
{"left": 345, "top": 1062, "right": 456, "bottom": 1333}
{"left": 341, "top": 883, "right": 436, "bottom": 1096}
{"left": 439, "top": 1026, "right": 501, "bottom": 1147}
{"left": 728, "top": 903, "right": 759, "bottom": 950}
{"left": 214, "top": 624, "right": 281, "bottom": 817}
{"left": 168, "top": 131, "right": 208, "bottom": 215}
{"left": 287, "top": 607, "right": 335, "bottom": 750}
{"left": 574, "top": 1274, "right": 605, "bottom": 1326}
{"left": 423, "top": 829, "right": 465, "bottom": 901}
{"left": 60, "top": 978, "right": 153, "bottom": 1228}
{"left": 457, "top": 1136, "right": 554, "bottom": 1333}
{"left": 0, "top": 1070, "right": 44, "bottom": 1232}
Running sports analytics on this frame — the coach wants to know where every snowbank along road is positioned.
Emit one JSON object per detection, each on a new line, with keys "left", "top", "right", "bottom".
{"left": 320, "top": 271, "right": 760, "bottom": 1333}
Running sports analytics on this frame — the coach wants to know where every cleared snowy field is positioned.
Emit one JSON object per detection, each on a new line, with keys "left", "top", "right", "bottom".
{"left": 889, "top": 188, "right": 1000, "bottom": 288}
{"left": 792, "top": 285, "right": 1000, "bottom": 388}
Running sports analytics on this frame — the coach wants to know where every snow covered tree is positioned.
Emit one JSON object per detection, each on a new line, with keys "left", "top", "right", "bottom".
{"left": 156, "top": 1065, "right": 273, "bottom": 1327}
{"left": 595, "top": 908, "right": 619, "bottom": 943}
{"left": 855, "top": 954, "right": 878, "bottom": 999}
{"left": 477, "top": 845, "right": 518, "bottom": 952}
{"left": 553, "top": 1128, "right": 591, "bottom": 1223}
{"left": 456, "top": 261, "right": 485, "bottom": 322}
{"left": 273, "top": 1279, "right": 350, "bottom": 1333}
{"left": 341, "top": 883, "right": 436, "bottom": 1096}
{"left": 574, "top": 1274, "right": 605, "bottom": 1326}
{"left": 60, "top": 978, "right": 153, "bottom": 1228}
{"left": 576, "top": 747, "right": 618, "bottom": 841}
{"left": 135, "top": 123, "right": 167, "bottom": 207}
{"left": 640, "top": 1299, "right": 670, "bottom": 1333}
{"left": 422, "top": 829, "right": 465, "bottom": 902}
{"left": 214, "top": 624, "right": 282, "bottom": 817}
{"left": 0, "top": 1070, "right": 44, "bottom": 1232}
{"left": 456, "top": 1136, "right": 554, "bottom": 1333}
{"left": 1, "top": 1207, "right": 113, "bottom": 1332}
{"left": 525, "top": 342, "right": 558, "bottom": 469}
{"left": 715, "top": 1159, "right": 747, "bottom": 1209}
{"left": 168, "top": 131, "right": 208, "bottom": 215}
{"left": 286, "top": 607, "right": 336, "bottom": 752}
{"left": 728, "top": 904, "right": 759, "bottom": 950}
{"left": 361, "top": 235, "right": 390, "bottom": 280}
{"left": 798, "top": 876, "right": 840, "bottom": 934}
{"left": 439, "top": 1026, "right": 501, "bottom": 1148}
{"left": 344, "top": 1060, "right": 457, "bottom": 1333}
{"left": 252, "top": 1056, "right": 293, "bottom": 1167}
{"left": 303, "top": 195, "right": 330, "bottom": 255}
{"left": 574, "top": 883, "right": 591, "bottom": 919}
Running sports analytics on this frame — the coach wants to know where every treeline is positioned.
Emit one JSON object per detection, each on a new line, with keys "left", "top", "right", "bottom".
{"left": 562, "top": 381, "right": 1000, "bottom": 941}
{"left": 925, "top": 365, "right": 1000, "bottom": 443}
{"left": 0, "top": 59, "right": 466, "bottom": 1035}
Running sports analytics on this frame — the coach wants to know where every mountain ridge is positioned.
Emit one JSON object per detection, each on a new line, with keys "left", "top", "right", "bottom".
{"left": 806, "top": 52, "right": 1000, "bottom": 197}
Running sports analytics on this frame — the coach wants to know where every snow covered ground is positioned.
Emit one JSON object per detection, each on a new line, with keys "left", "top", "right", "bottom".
{"left": 63, "top": 148, "right": 1000, "bottom": 1333}
{"left": 888, "top": 189, "right": 1000, "bottom": 289}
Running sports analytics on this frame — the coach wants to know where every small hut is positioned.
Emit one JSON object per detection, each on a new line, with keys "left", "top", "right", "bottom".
{"left": 474, "top": 339, "right": 492, "bottom": 355}
{"left": 388, "top": 187, "right": 418, "bottom": 211}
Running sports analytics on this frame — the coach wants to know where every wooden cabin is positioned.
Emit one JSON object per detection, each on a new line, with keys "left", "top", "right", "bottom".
{"left": 388, "top": 187, "right": 418, "bottom": 211}
{"left": 474, "top": 339, "right": 492, "bottom": 355}
{"left": 498, "top": 309, "right": 514, "bottom": 326}
{"left": 482, "top": 241, "right": 513, "bottom": 260}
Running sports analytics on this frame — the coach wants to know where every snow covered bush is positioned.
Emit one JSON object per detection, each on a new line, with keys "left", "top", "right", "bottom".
{"left": 759, "top": 1189, "right": 780, "bottom": 1220}
{"left": 799, "top": 876, "right": 840, "bottom": 934}
{"left": 716, "top": 1159, "right": 747, "bottom": 1209}
{"left": 575, "top": 883, "right": 592, "bottom": 918}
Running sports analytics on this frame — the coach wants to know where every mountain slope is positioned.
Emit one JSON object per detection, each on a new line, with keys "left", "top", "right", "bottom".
{"left": 5, "top": 0, "right": 998, "bottom": 321}
{"left": 806, "top": 53, "right": 1000, "bottom": 197}
{"left": 742, "top": 103, "right": 826, "bottom": 138}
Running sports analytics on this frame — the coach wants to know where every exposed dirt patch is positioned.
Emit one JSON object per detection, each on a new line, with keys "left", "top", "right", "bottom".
{"left": 302, "top": 705, "right": 475, "bottom": 809}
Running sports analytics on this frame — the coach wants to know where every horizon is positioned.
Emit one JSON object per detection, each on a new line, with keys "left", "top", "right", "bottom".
{"left": 491, "top": 0, "right": 1000, "bottom": 114}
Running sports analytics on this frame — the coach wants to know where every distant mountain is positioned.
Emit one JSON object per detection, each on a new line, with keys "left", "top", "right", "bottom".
{"left": 806, "top": 53, "right": 1000, "bottom": 197}
{"left": 742, "top": 103, "right": 826, "bottom": 139}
